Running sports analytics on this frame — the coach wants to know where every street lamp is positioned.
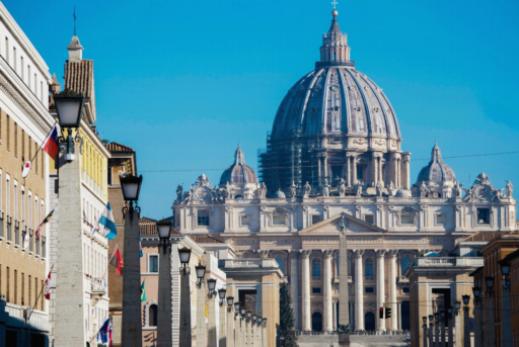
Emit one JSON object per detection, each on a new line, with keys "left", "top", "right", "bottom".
{"left": 462, "top": 295, "right": 470, "bottom": 306}
{"left": 485, "top": 276, "right": 494, "bottom": 295}
{"left": 178, "top": 247, "right": 191, "bottom": 273}
{"left": 472, "top": 286, "right": 481, "bottom": 303}
{"left": 120, "top": 174, "right": 143, "bottom": 208}
{"left": 234, "top": 302, "right": 241, "bottom": 316}
{"left": 54, "top": 90, "right": 84, "bottom": 162}
{"left": 501, "top": 263, "right": 511, "bottom": 289}
{"left": 218, "top": 288, "right": 227, "bottom": 305}
{"left": 157, "top": 219, "right": 172, "bottom": 253}
{"left": 195, "top": 264, "right": 206, "bottom": 286}
{"left": 207, "top": 278, "right": 217, "bottom": 295}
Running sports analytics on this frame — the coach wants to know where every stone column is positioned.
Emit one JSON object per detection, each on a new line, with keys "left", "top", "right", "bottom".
{"left": 54, "top": 156, "right": 86, "bottom": 346}
{"left": 402, "top": 153, "right": 411, "bottom": 190}
{"left": 289, "top": 250, "right": 300, "bottom": 329}
{"left": 301, "top": 250, "right": 312, "bottom": 332}
{"left": 157, "top": 242, "right": 172, "bottom": 346}
{"left": 389, "top": 251, "right": 399, "bottom": 332}
{"left": 179, "top": 262, "right": 192, "bottom": 346}
{"left": 376, "top": 250, "right": 386, "bottom": 332}
{"left": 354, "top": 250, "right": 364, "bottom": 331}
{"left": 345, "top": 154, "right": 352, "bottom": 187}
{"left": 323, "top": 250, "right": 334, "bottom": 333}
{"left": 351, "top": 156, "right": 358, "bottom": 185}
{"left": 219, "top": 301, "right": 227, "bottom": 347}
{"left": 208, "top": 288, "right": 217, "bottom": 347}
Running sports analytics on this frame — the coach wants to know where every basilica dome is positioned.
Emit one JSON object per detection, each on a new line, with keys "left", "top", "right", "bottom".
{"left": 271, "top": 11, "right": 401, "bottom": 148}
{"left": 220, "top": 146, "right": 258, "bottom": 186}
{"left": 416, "top": 144, "right": 456, "bottom": 186}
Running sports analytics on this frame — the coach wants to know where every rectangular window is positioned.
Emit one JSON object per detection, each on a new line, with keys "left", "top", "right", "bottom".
{"left": 434, "top": 212, "right": 445, "bottom": 226}
{"left": 365, "top": 286, "right": 375, "bottom": 293}
{"left": 13, "top": 269, "right": 17, "bottom": 304}
{"left": 364, "top": 214, "right": 375, "bottom": 225}
{"left": 6, "top": 266, "right": 10, "bottom": 302}
{"left": 6, "top": 115, "right": 10, "bottom": 151}
{"left": 312, "top": 287, "right": 321, "bottom": 294}
{"left": 28, "top": 275, "right": 32, "bottom": 307}
{"left": 21, "top": 272, "right": 24, "bottom": 305}
{"left": 148, "top": 255, "right": 159, "bottom": 273}
{"left": 273, "top": 210, "right": 287, "bottom": 226}
{"left": 42, "top": 237, "right": 46, "bottom": 258}
{"left": 239, "top": 214, "right": 249, "bottom": 227}
{"left": 14, "top": 123, "right": 17, "bottom": 158}
{"left": 400, "top": 208, "right": 416, "bottom": 225}
{"left": 21, "top": 130, "right": 25, "bottom": 160}
{"left": 311, "top": 214, "right": 323, "bottom": 225}
{"left": 197, "top": 209, "right": 210, "bottom": 226}
{"left": 12, "top": 47, "right": 16, "bottom": 71}
{"left": 5, "top": 37, "right": 8, "bottom": 62}
{"left": 477, "top": 208, "right": 490, "bottom": 225}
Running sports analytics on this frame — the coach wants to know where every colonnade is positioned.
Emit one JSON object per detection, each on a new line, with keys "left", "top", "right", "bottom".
{"left": 299, "top": 249, "right": 401, "bottom": 333}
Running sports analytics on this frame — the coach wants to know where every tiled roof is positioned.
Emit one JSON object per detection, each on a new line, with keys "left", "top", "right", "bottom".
{"left": 105, "top": 142, "right": 135, "bottom": 153}
{"left": 64, "top": 60, "right": 94, "bottom": 98}
{"left": 139, "top": 217, "right": 157, "bottom": 237}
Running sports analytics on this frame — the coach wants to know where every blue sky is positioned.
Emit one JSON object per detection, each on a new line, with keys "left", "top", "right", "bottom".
{"left": 4, "top": 0, "right": 519, "bottom": 219}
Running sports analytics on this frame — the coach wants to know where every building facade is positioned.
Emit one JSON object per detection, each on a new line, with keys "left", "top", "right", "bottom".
{"left": 173, "top": 9, "right": 517, "bottom": 343}
{"left": 0, "top": 3, "right": 54, "bottom": 345}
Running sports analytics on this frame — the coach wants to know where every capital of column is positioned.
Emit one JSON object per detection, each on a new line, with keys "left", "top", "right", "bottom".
{"left": 375, "top": 249, "right": 386, "bottom": 257}
{"left": 300, "top": 249, "right": 312, "bottom": 258}
{"left": 388, "top": 250, "right": 398, "bottom": 258}
{"left": 352, "top": 249, "right": 365, "bottom": 258}
{"left": 323, "top": 249, "right": 335, "bottom": 258}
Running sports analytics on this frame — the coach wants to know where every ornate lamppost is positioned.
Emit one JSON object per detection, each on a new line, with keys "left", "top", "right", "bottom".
{"left": 472, "top": 286, "right": 482, "bottom": 346}
{"left": 120, "top": 173, "right": 143, "bottom": 347}
{"left": 501, "top": 263, "right": 512, "bottom": 347}
{"left": 178, "top": 246, "right": 192, "bottom": 346}
{"left": 462, "top": 295, "right": 470, "bottom": 347}
{"left": 422, "top": 316, "right": 428, "bottom": 347}
{"left": 156, "top": 218, "right": 172, "bottom": 346}
{"left": 53, "top": 90, "right": 87, "bottom": 346}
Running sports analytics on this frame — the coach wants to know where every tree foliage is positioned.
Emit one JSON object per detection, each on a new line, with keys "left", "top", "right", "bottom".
{"left": 278, "top": 283, "right": 297, "bottom": 346}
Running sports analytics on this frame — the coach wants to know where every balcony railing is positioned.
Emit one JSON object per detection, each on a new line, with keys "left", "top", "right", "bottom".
{"left": 416, "top": 257, "right": 483, "bottom": 267}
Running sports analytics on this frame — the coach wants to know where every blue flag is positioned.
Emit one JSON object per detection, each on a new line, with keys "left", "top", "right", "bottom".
{"left": 98, "top": 203, "right": 117, "bottom": 240}
{"left": 97, "top": 318, "right": 112, "bottom": 345}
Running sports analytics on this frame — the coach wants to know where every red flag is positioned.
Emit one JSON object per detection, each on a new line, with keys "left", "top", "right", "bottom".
{"left": 42, "top": 125, "right": 59, "bottom": 158}
{"left": 110, "top": 248, "right": 124, "bottom": 275}
{"left": 44, "top": 271, "right": 52, "bottom": 300}
{"left": 35, "top": 209, "right": 54, "bottom": 240}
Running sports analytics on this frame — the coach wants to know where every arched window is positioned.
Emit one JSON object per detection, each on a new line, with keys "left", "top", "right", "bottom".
{"left": 149, "top": 304, "right": 158, "bottom": 326}
{"left": 312, "top": 258, "right": 321, "bottom": 279}
{"left": 364, "top": 258, "right": 374, "bottom": 279}
{"left": 400, "top": 255, "right": 411, "bottom": 276}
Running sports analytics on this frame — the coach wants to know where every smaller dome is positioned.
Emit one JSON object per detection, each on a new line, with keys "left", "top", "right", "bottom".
{"left": 220, "top": 146, "right": 258, "bottom": 186}
{"left": 416, "top": 144, "right": 456, "bottom": 186}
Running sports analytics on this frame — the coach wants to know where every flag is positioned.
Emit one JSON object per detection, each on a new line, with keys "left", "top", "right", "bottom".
{"left": 44, "top": 271, "right": 52, "bottom": 300}
{"left": 110, "top": 248, "right": 123, "bottom": 275}
{"left": 140, "top": 281, "right": 147, "bottom": 302}
{"left": 97, "top": 318, "right": 113, "bottom": 347}
{"left": 35, "top": 209, "right": 54, "bottom": 240}
{"left": 42, "top": 125, "right": 59, "bottom": 158}
{"left": 139, "top": 239, "right": 143, "bottom": 258}
{"left": 98, "top": 203, "right": 117, "bottom": 240}
{"left": 21, "top": 161, "right": 31, "bottom": 178}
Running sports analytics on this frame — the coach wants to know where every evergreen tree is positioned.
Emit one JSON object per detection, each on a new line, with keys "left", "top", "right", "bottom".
{"left": 278, "top": 283, "right": 297, "bottom": 347}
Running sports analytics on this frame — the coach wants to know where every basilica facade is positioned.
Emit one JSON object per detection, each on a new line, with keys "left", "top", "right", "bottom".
{"left": 173, "top": 10, "right": 516, "bottom": 334}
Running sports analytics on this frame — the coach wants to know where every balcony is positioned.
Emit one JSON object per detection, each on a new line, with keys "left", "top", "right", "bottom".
{"left": 415, "top": 257, "right": 483, "bottom": 267}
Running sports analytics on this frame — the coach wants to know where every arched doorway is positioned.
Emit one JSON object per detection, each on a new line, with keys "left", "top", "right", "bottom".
{"left": 401, "top": 300, "right": 410, "bottom": 330}
{"left": 311, "top": 312, "right": 323, "bottom": 332}
{"left": 364, "top": 312, "right": 375, "bottom": 331}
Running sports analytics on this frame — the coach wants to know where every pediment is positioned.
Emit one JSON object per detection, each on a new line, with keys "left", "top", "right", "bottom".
{"left": 299, "top": 212, "right": 386, "bottom": 235}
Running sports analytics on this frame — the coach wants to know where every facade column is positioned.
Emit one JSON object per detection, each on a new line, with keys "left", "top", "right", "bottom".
{"left": 289, "top": 250, "right": 300, "bottom": 330}
{"left": 345, "top": 154, "right": 352, "bottom": 187}
{"left": 301, "top": 250, "right": 312, "bottom": 332}
{"left": 323, "top": 250, "right": 334, "bottom": 333}
{"left": 354, "top": 250, "right": 364, "bottom": 331}
{"left": 402, "top": 153, "right": 411, "bottom": 190}
{"left": 376, "top": 250, "right": 386, "bottom": 332}
{"left": 389, "top": 251, "right": 399, "bottom": 332}
{"left": 351, "top": 155, "right": 358, "bottom": 185}
{"left": 379, "top": 157, "right": 384, "bottom": 186}
{"left": 157, "top": 241, "right": 172, "bottom": 346}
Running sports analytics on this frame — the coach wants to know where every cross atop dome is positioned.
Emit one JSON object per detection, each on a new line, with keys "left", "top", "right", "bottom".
{"left": 319, "top": 3, "right": 351, "bottom": 67}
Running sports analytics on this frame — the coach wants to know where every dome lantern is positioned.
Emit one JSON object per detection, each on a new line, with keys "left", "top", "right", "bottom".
{"left": 319, "top": 9, "right": 351, "bottom": 67}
